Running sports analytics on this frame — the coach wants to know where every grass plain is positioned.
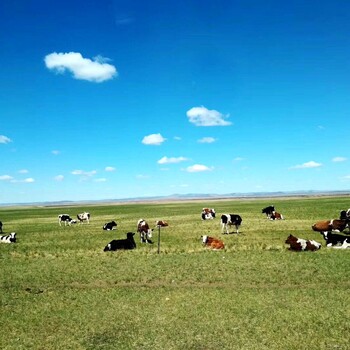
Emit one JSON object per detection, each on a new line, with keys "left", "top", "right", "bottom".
{"left": 0, "top": 196, "right": 349, "bottom": 350}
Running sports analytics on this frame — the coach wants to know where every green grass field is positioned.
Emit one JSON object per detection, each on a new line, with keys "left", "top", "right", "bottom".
{"left": 1, "top": 196, "right": 349, "bottom": 350}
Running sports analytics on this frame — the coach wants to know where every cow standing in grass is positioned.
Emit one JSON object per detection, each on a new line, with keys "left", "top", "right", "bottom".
{"left": 137, "top": 219, "right": 153, "bottom": 244}
{"left": 77, "top": 212, "right": 90, "bottom": 224}
{"left": 221, "top": 214, "right": 242, "bottom": 234}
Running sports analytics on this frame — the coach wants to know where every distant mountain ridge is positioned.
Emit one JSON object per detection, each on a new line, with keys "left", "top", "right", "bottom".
{"left": 1, "top": 190, "right": 349, "bottom": 207}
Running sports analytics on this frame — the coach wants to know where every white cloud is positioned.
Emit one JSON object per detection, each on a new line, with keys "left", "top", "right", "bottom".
{"left": 105, "top": 166, "right": 116, "bottom": 172}
{"left": 157, "top": 156, "right": 188, "bottom": 164}
{"left": 174, "top": 136, "right": 182, "bottom": 141}
{"left": 23, "top": 178, "right": 35, "bottom": 183}
{"left": 71, "top": 169, "right": 97, "bottom": 177}
{"left": 198, "top": 137, "right": 216, "bottom": 143}
{"left": 0, "top": 135, "right": 12, "bottom": 144}
{"left": 52, "top": 150, "right": 60, "bottom": 155}
{"left": 290, "top": 161, "right": 322, "bottom": 169}
{"left": 185, "top": 164, "right": 213, "bottom": 173}
{"left": 44, "top": 52, "right": 117, "bottom": 83}
{"left": 0, "top": 175, "right": 13, "bottom": 181}
{"left": 94, "top": 178, "right": 107, "bottom": 182}
{"left": 142, "top": 133, "right": 166, "bottom": 146}
{"left": 332, "top": 157, "right": 347, "bottom": 162}
{"left": 342, "top": 175, "right": 350, "bottom": 180}
{"left": 54, "top": 175, "right": 64, "bottom": 182}
{"left": 18, "top": 169, "right": 29, "bottom": 174}
{"left": 234, "top": 157, "right": 244, "bottom": 161}
{"left": 186, "top": 106, "right": 231, "bottom": 126}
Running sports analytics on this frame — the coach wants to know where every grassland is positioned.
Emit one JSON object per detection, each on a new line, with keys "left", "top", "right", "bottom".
{"left": 0, "top": 196, "right": 349, "bottom": 350}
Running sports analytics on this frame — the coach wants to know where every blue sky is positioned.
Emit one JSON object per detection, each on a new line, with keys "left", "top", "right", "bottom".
{"left": 1, "top": 0, "right": 349, "bottom": 204}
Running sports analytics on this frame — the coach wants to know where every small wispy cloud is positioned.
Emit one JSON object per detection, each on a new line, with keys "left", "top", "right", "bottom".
{"left": 290, "top": 161, "right": 322, "bottom": 169}
{"left": 54, "top": 175, "right": 64, "bottom": 182}
{"left": 0, "top": 135, "right": 12, "bottom": 144}
{"left": 136, "top": 174, "right": 150, "bottom": 179}
{"left": 157, "top": 156, "right": 188, "bottom": 164}
{"left": 341, "top": 175, "right": 350, "bottom": 180}
{"left": 11, "top": 178, "right": 35, "bottom": 183}
{"left": 185, "top": 164, "right": 213, "bottom": 173}
{"left": 71, "top": 169, "right": 97, "bottom": 177}
{"left": 94, "top": 178, "right": 107, "bottom": 182}
{"left": 18, "top": 169, "right": 29, "bottom": 174}
{"left": 142, "top": 133, "right": 166, "bottom": 146}
{"left": 105, "top": 166, "right": 116, "bottom": 172}
{"left": 332, "top": 157, "right": 347, "bottom": 163}
{"left": 44, "top": 52, "right": 117, "bottom": 83}
{"left": 0, "top": 175, "right": 13, "bottom": 181}
{"left": 198, "top": 137, "right": 216, "bottom": 143}
{"left": 233, "top": 157, "right": 245, "bottom": 162}
{"left": 52, "top": 150, "right": 60, "bottom": 155}
{"left": 186, "top": 106, "right": 231, "bottom": 126}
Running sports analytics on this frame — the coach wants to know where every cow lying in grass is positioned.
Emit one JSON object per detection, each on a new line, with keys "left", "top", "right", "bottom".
{"left": 0, "top": 232, "right": 16, "bottom": 244}
{"left": 103, "top": 232, "right": 136, "bottom": 251}
{"left": 103, "top": 221, "right": 117, "bottom": 231}
{"left": 201, "top": 235, "right": 225, "bottom": 250}
{"left": 330, "top": 238, "right": 350, "bottom": 249}
{"left": 285, "top": 234, "right": 321, "bottom": 251}
{"left": 320, "top": 231, "right": 349, "bottom": 247}
{"left": 156, "top": 220, "right": 168, "bottom": 227}
{"left": 270, "top": 211, "right": 284, "bottom": 220}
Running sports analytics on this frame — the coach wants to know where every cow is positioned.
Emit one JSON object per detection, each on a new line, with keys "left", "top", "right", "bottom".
{"left": 320, "top": 231, "right": 349, "bottom": 247}
{"left": 262, "top": 206, "right": 275, "bottom": 219}
{"left": 201, "top": 235, "right": 225, "bottom": 250}
{"left": 58, "top": 214, "right": 77, "bottom": 226}
{"left": 0, "top": 221, "right": 2, "bottom": 233}
{"left": 155, "top": 220, "right": 169, "bottom": 227}
{"left": 331, "top": 238, "right": 350, "bottom": 249}
{"left": 103, "top": 232, "right": 136, "bottom": 251}
{"left": 77, "top": 212, "right": 90, "bottom": 224}
{"left": 201, "top": 208, "right": 216, "bottom": 220}
{"left": 0, "top": 232, "right": 16, "bottom": 244}
{"left": 137, "top": 219, "right": 153, "bottom": 243}
{"left": 285, "top": 234, "right": 321, "bottom": 251}
{"left": 103, "top": 221, "right": 117, "bottom": 231}
{"left": 221, "top": 214, "right": 242, "bottom": 234}
{"left": 339, "top": 209, "right": 350, "bottom": 220}
{"left": 312, "top": 219, "right": 348, "bottom": 233}
{"left": 270, "top": 211, "right": 284, "bottom": 220}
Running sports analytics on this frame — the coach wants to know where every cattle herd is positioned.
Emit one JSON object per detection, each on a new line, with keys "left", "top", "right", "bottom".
{"left": 1, "top": 206, "right": 350, "bottom": 252}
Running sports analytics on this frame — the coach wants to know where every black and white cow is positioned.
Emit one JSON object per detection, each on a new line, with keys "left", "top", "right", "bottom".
{"left": 221, "top": 214, "right": 242, "bottom": 234}
{"left": 0, "top": 221, "right": 2, "bottom": 233}
{"left": 103, "top": 232, "right": 136, "bottom": 251}
{"left": 321, "top": 231, "right": 349, "bottom": 247}
{"left": 262, "top": 206, "right": 275, "bottom": 219}
{"left": 58, "top": 214, "right": 77, "bottom": 226}
{"left": 0, "top": 232, "right": 16, "bottom": 243}
{"left": 339, "top": 209, "right": 350, "bottom": 220}
{"left": 137, "top": 219, "right": 153, "bottom": 243}
{"left": 201, "top": 208, "right": 216, "bottom": 220}
{"left": 77, "top": 212, "right": 90, "bottom": 224}
{"left": 103, "top": 221, "right": 117, "bottom": 231}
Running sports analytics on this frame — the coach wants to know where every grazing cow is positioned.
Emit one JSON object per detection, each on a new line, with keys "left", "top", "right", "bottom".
{"left": 331, "top": 238, "right": 350, "bottom": 249}
{"left": 201, "top": 235, "right": 225, "bottom": 250}
{"left": 137, "top": 219, "right": 153, "bottom": 244}
{"left": 103, "top": 221, "right": 117, "bottom": 231}
{"left": 270, "top": 211, "right": 284, "bottom": 220}
{"left": 156, "top": 220, "right": 169, "bottom": 227}
{"left": 103, "top": 232, "right": 136, "bottom": 251}
{"left": 0, "top": 232, "right": 16, "bottom": 244}
{"left": 262, "top": 206, "right": 275, "bottom": 219}
{"left": 285, "top": 234, "right": 321, "bottom": 251}
{"left": 77, "top": 212, "right": 90, "bottom": 224}
{"left": 339, "top": 209, "right": 350, "bottom": 220}
{"left": 320, "top": 231, "right": 349, "bottom": 247}
{"left": 312, "top": 219, "right": 348, "bottom": 233}
{"left": 58, "top": 214, "right": 77, "bottom": 226}
{"left": 221, "top": 214, "right": 242, "bottom": 234}
{"left": 201, "top": 208, "right": 216, "bottom": 220}
{"left": 0, "top": 221, "right": 2, "bottom": 233}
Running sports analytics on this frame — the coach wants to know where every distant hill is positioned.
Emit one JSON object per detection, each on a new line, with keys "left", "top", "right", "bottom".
{"left": 0, "top": 190, "right": 349, "bottom": 207}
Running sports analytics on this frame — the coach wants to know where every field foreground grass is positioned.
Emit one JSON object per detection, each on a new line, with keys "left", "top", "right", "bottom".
{"left": 1, "top": 197, "right": 349, "bottom": 349}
